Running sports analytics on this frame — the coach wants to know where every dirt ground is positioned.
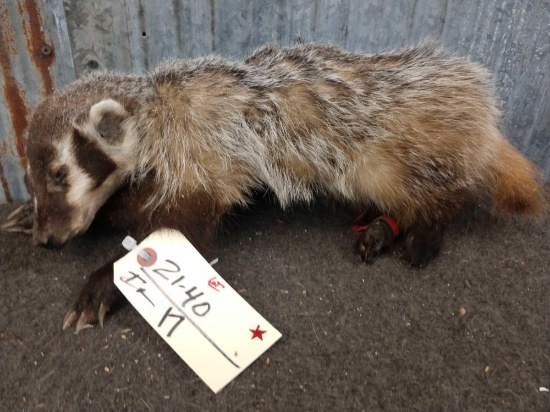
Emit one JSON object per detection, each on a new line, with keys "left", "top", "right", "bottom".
{"left": 1, "top": 195, "right": 549, "bottom": 411}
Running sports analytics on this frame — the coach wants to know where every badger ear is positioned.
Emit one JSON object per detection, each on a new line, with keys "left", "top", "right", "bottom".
{"left": 88, "top": 99, "right": 129, "bottom": 144}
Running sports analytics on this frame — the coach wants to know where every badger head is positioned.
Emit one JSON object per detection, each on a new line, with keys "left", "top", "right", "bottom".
{"left": 26, "top": 97, "right": 137, "bottom": 248}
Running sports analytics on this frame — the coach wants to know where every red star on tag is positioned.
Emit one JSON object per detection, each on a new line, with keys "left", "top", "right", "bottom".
{"left": 250, "top": 325, "right": 267, "bottom": 340}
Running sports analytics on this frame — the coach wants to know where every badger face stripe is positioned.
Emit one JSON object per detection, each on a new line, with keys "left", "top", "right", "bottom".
{"left": 72, "top": 129, "right": 117, "bottom": 188}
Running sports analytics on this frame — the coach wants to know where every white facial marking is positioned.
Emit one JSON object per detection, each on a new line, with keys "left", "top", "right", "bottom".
{"left": 58, "top": 141, "right": 72, "bottom": 164}
{"left": 67, "top": 163, "right": 94, "bottom": 206}
{"left": 54, "top": 130, "right": 128, "bottom": 237}
{"left": 54, "top": 137, "right": 94, "bottom": 231}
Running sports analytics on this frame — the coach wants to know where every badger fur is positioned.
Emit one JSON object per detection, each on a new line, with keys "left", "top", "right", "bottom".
{"left": 3, "top": 42, "right": 546, "bottom": 332}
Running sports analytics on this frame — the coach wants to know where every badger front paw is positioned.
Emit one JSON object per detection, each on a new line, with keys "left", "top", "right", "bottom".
{"left": 354, "top": 218, "right": 396, "bottom": 264}
{"left": 63, "top": 301, "right": 109, "bottom": 334}
{"left": 63, "top": 259, "right": 123, "bottom": 333}
{"left": 2, "top": 200, "right": 34, "bottom": 234}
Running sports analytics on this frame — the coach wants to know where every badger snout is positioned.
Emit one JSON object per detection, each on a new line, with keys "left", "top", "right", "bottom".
{"left": 33, "top": 232, "right": 68, "bottom": 249}
{"left": 42, "top": 234, "right": 66, "bottom": 249}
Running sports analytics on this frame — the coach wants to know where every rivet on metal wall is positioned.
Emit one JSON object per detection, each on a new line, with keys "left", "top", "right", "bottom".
{"left": 40, "top": 45, "right": 52, "bottom": 56}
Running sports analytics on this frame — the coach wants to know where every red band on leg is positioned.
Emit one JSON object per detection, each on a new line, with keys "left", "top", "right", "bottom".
{"left": 351, "top": 211, "right": 370, "bottom": 234}
{"left": 351, "top": 213, "right": 400, "bottom": 238}
{"left": 375, "top": 215, "right": 400, "bottom": 238}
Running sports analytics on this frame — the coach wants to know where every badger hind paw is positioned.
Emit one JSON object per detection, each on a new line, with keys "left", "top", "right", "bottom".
{"left": 355, "top": 219, "right": 395, "bottom": 264}
{"left": 403, "top": 223, "right": 446, "bottom": 267}
{"left": 2, "top": 200, "right": 34, "bottom": 234}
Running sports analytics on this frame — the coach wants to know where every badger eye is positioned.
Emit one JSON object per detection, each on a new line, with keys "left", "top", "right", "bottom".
{"left": 53, "top": 167, "right": 68, "bottom": 185}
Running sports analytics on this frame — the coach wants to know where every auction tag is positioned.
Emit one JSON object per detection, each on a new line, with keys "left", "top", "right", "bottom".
{"left": 113, "top": 229, "right": 282, "bottom": 393}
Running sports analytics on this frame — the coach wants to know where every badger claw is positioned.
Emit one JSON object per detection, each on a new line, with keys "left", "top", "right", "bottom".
{"left": 98, "top": 302, "right": 108, "bottom": 327}
{"left": 75, "top": 319, "right": 94, "bottom": 334}
{"left": 62, "top": 309, "right": 78, "bottom": 330}
{"left": 62, "top": 258, "right": 123, "bottom": 334}
{"left": 2, "top": 200, "right": 34, "bottom": 234}
{"left": 62, "top": 303, "right": 109, "bottom": 333}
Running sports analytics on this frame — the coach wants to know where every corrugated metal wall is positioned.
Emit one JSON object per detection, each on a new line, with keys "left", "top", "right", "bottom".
{"left": 1, "top": 0, "right": 549, "bottom": 203}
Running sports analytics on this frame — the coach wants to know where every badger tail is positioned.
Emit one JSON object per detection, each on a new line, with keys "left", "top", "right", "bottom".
{"left": 489, "top": 139, "right": 547, "bottom": 218}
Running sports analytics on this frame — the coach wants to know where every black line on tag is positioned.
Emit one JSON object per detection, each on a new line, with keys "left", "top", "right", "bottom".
{"left": 141, "top": 268, "right": 240, "bottom": 369}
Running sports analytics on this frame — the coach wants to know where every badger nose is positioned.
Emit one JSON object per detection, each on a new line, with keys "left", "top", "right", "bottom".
{"left": 41, "top": 234, "right": 63, "bottom": 249}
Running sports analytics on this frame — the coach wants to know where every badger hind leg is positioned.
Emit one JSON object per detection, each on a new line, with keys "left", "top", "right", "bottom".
{"left": 354, "top": 213, "right": 447, "bottom": 266}
{"left": 353, "top": 184, "right": 472, "bottom": 266}
{"left": 355, "top": 218, "right": 396, "bottom": 263}
{"left": 403, "top": 221, "right": 447, "bottom": 267}
{"left": 398, "top": 187, "right": 474, "bottom": 267}
{"left": 352, "top": 204, "right": 399, "bottom": 263}
{"left": 354, "top": 215, "right": 447, "bottom": 266}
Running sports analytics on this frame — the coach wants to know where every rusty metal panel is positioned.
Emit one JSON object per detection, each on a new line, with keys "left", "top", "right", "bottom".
{"left": 0, "top": 0, "right": 75, "bottom": 203}
{"left": 1, "top": 0, "right": 549, "bottom": 204}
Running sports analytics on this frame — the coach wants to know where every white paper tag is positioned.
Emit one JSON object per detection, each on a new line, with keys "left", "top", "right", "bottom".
{"left": 114, "top": 229, "right": 282, "bottom": 393}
